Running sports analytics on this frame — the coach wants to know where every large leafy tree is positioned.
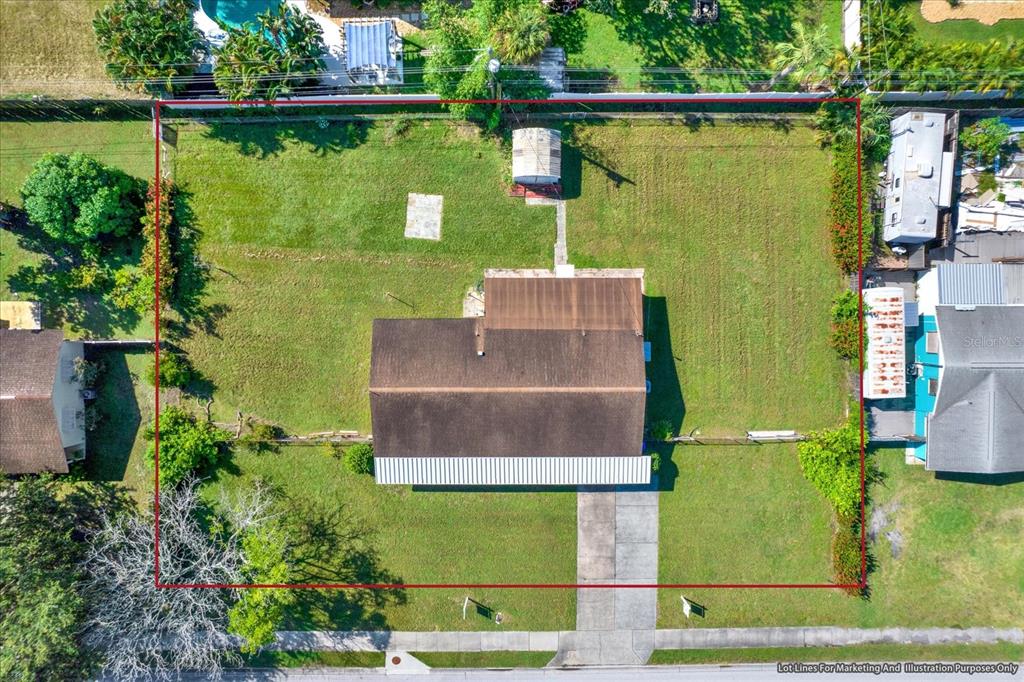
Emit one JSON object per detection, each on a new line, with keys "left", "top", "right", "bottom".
{"left": 20, "top": 153, "right": 144, "bottom": 248}
{"left": 228, "top": 522, "right": 295, "bottom": 653}
{"left": 94, "top": 0, "right": 205, "bottom": 93}
{"left": 797, "top": 414, "right": 864, "bottom": 520}
{"left": 422, "top": 0, "right": 558, "bottom": 121}
{"left": 0, "top": 477, "right": 92, "bottom": 681}
{"left": 213, "top": 4, "right": 326, "bottom": 100}
{"left": 145, "top": 406, "right": 229, "bottom": 487}
{"left": 960, "top": 117, "right": 1012, "bottom": 166}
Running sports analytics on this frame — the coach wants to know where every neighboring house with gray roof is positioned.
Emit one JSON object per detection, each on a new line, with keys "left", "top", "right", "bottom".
{"left": 926, "top": 306, "right": 1024, "bottom": 474}
{"left": 883, "top": 111, "right": 956, "bottom": 245}
{"left": 0, "top": 329, "right": 86, "bottom": 474}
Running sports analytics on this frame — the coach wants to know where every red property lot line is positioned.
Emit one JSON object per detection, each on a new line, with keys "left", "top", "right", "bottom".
{"left": 153, "top": 96, "right": 865, "bottom": 590}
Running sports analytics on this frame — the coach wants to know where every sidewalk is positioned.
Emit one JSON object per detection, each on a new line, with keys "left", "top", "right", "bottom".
{"left": 269, "top": 626, "right": 1023, "bottom": 653}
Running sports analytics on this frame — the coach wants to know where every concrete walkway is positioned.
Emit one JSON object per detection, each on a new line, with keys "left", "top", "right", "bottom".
{"left": 550, "top": 487, "right": 659, "bottom": 666}
{"left": 268, "top": 627, "right": 1023, "bottom": 653}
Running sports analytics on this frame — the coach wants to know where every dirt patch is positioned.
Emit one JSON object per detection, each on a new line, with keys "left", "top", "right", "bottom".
{"left": 869, "top": 499, "right": 903, "bottom": 559}
{"left": 920, "top": 0, "right": 1024, "bottom": 26}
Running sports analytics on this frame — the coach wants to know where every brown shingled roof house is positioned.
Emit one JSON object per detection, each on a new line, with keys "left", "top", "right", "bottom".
{"left": 0, "top": 329, "right": 87, "bottom": 474}
{"left": 370, "top": 269, "right": 650, "bottom": 486}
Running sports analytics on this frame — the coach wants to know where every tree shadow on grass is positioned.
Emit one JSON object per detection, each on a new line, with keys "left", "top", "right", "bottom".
{"left": 83, "top": 349, "right": 144, "bottom": 482}
{"left": 162, "top": 184, "right": 232, "bottom": 342}
{"left": 3, "top": 209, "right": 145, "bottom": 337}
{"left": 602, "top": 0, "right": 802, "bottom": 91}
{"left": 561, "top": 122, "right": 635, "bottom": 199}
{"left": 643, "top": 296, "right": 685, "bottom": 491}
{"left": 203, "top": 120, "right": 372, "bottom": 159}
{"left": 281, "top": 497, "right": 407, "bottom": 630}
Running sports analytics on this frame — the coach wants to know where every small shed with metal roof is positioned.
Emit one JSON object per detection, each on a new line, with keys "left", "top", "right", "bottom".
{"left": 512, "top": 128, "right": 562, "bottom": 185}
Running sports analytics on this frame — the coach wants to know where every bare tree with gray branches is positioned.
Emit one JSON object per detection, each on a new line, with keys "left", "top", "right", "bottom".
{"left": 79, "top": 478, "right": 274, "bottom": 681}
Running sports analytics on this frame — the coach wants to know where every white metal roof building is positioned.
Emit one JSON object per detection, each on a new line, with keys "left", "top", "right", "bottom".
{"left": 883, "top": 111, "right": 955, "bottom": 244}
{"left": 863, "top": 287, "right": 906, "bottom": 400}
{"left": 512, "top": 128, "right": 562, "bottom": 185}
{"left": 343, "top": 21, "right": 402, "bottom": 85}
{"left": 937, "top": 263, "right": 1024, "bottom": 305}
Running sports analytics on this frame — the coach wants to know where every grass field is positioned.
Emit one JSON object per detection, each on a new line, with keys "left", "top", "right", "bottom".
{"left": 907, "top": 2, "right": 1024, "bottom": 44}
{"left": 81, "top": 349, "right": 154, "bottom": 504}
{"left": 413, "top": 652, "right": 557, "bottom": 668}
{"left": 657, "top": 448, "right": 1024, "bottom": 628}
{"left": 171, "top": 120, "right": 554, "bottom": 432}
{"left": 204, "top": 446, "right": 577, "bottom": 631}
{"left": 0, "top": 120, "right": 156, "bottom": 336}
{"left": 566, "top": 120, "right": 847, "bottom": 434}
{"left": 0, "top": 0, "right": 124, "bottom": 98}
{"left": 658, "top": 444, "right": 835, "bottom": 585}
{"left": 581, "top": 0, "right": 845, "bottom": 92}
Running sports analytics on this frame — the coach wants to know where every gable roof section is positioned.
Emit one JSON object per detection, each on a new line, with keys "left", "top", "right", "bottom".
{"left": 926, "top": 306, "right": 1024, "bottom": 474}
{"left": 483, "top": 272, "right": 643, "bottom": 333}
{"left": 0, "top": 329, "right": 69, "bottom": 474}
{"left": 370, "top": 319, "right": 645, "bottom": 458}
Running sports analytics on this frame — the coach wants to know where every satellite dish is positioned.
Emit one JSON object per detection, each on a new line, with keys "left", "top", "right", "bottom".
{"left": 487, "top": 58, "right": 501, "bottom": 74}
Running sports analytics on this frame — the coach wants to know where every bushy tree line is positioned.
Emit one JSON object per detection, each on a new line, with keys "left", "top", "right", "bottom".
{"left": 213, "top": 4, "right": 327, "bottom": 100}
{"left": 0, "top": 477, "right": 92, "bottom": 681}
{"left": 797, "top": 411, "right": 872, "bottom": 593}
{"left": 94, "top": 0, "right": 326, "bottom": 99}
{"left": 862, "top": 0, "right": 1024, "bottom": 94}
{"left": 422, "top": 0, "right": 580, "bottom": 124}
{"left": 829, "top": 290, "right": 863, "bottom": 361}
{"left": 94, "top": 0, "right": 205, "bottom": 94}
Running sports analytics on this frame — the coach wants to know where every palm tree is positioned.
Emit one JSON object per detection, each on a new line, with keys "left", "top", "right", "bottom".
{"left": 768, "top": 22, "right": 834, "bottom": 90}
{"left": 492, "top": 4, "right": 550, "bottom": 64}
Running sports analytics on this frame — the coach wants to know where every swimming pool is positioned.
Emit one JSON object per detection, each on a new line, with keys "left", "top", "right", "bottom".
{"left": 201, "top": 0, "right": 281, "bottom": 29}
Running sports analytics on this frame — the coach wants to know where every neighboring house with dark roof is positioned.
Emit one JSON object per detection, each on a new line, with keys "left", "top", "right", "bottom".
{"left": 369, "top": 269, "right": 650, "bottom": 486}
{"left": 0, "top": 329, "right": 86, "bottom": 474}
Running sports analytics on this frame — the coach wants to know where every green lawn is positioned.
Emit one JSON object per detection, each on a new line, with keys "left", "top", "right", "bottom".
{"left": 565, "top": 120, "right": 847, "bottom": 434}
{"left": 650, "top": 643, "right": 1024, "bottom": 664}
{"left": 171, "top": 120, "right": 555, "bottom": 433}
{"left": 81, "top": 349, "right": 154, "bottom": 503}
{"left": 413, "top": 652, "right": 557, "bottom": 668}
{"left": 658, "top": 444, "right": 835, "bottom": 586}
{"left": 567, "top": 10, "right": 644, "bottom": 90}
{"left": 0, "top": 120, "right": 156, "bottom": 337}
{"left": 575, "top": 0, "right": 844, "bottom": 92}
{"left": 906, "top": 2, "right": 1024, "bottom": 44}
{"left": 204, "top": 446, "right": 577, "bottom": 631}
{"left": 657, "top": 448, "right": 1024, "bottom": 628}
{"left": 0, "top": 0, "right": 124, "bottom": 98}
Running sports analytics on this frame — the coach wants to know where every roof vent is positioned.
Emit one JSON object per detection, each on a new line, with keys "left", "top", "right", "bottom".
{"left": 918, "top": 162, "right": 934, "bottom": 178}
{"left": 924, "top": 119, "right": 935, "bottom": 127}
